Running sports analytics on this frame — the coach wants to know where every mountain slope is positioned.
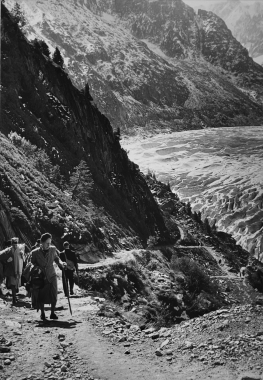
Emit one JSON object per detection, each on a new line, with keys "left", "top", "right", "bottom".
{"left": 196, "top": 0, "right": 263, "bottom": 65}
{"left": 0, "top": 3, "right": 170, "bottom": 251}
{"left": 5, "top": 0, "right": 263, "bottom": 137}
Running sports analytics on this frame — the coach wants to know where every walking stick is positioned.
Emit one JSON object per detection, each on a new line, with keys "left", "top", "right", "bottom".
{"left": 76, "top": 269, "right": 80, "bottom": 286}
{"left": 62, "top": 266, "right": 73, "bottom": 316}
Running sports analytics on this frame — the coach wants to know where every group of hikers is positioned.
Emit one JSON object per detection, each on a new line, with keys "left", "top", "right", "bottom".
{"left": 0, "top": 233, "right": 79, "bottom": 321}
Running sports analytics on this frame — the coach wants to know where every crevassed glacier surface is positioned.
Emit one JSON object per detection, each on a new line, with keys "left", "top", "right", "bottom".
{"left": 123, "top": 126, "right": 263, "bottom": 256}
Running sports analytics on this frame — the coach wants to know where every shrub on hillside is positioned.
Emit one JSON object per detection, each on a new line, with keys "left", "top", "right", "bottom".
{"left": 52, "top": 47, "right": 64, "bottom": 68}
{"left": 147, "top": 235, "right": 159, "bottom": 248}
{"left": 145, "top": 169, "right": 156, "bottom": 180}
{"left": 8, "top": 132, "right": 64, "bottom": 187}
{"left": 0, "top": 190, "right": 11, "bottom": 211}
{"left": 160, "top": 246, "right": 174, "bottom": 261}
{"left": 171, "top": 257, "right": 212, "bottom": 294}
{"left": 8, "top": 131, "right": 36, "bottom": 157}
{"left": 32, "top": 39, "right": 51, "bottom": 58}
{"left": 10, "top": 2, "right": 26, "bottom": 27}
{"left": 10, "top": 206, "right": 31, "bottom": 229}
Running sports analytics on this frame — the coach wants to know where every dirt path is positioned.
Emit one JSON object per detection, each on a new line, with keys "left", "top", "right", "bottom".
{"left": 177, "top": 225, "right": 185, "bottom": 241}
{"left": 1, "top": 274, "right": 262, "bottom": 380}
{"left": 176, "top": 224, "right": 238, "bottom": 278}
{"left": 203, "top": 245, "right": 238, "bottom": 278}
{"left": 79, "top": 250, "right": 136, "bottom": 270}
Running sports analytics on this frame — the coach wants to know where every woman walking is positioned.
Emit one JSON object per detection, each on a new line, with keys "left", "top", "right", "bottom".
{"left": 31, "top": 233, "right": 66, "bottom": 320}
{"left": 0, "top": 237, "right": 25, "bottom": 305}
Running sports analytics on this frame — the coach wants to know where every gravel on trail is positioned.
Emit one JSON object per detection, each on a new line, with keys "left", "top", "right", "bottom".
{"left": 0, "top": 282, "right": 263, "bottom": 380}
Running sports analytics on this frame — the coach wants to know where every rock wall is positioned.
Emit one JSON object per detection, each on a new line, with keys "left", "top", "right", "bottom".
{"left": 195, "top": 0, "right": 263, "bottom": 63}
{"left": 1, "top": 4, "right": 169, "bottom": 248}
{"left": 4, "top": 0, "right": 263, "bottom": 137}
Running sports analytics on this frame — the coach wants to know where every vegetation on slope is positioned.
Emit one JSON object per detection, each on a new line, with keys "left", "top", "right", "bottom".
{"left": 0, "top": 3, "right": 169, "bottom": 251}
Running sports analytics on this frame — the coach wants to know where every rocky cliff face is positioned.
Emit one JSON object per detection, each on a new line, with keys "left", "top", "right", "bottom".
{"left": 4, "top": 0, "right": 263, "bottom": 137}
{"left": 0, "top": 4, "right": 169, "bottom": 250}
{"left": 111, "top": 0, "right": 263, "bottom": 96}
{"left": 196, "top": 0, "right": 263, "bottom": 65}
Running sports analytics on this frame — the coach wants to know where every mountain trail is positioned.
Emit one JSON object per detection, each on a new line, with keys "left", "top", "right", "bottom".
{"left": 78, "top": 250, "right": 136, "bottom": 270}
{"left": 203, "top": 245, "right": 238, "bottom": 278}
{"left": 1, "top": 275, "right": 263, "bottom": 380}
{"left": 177, "top": 223, "right": 238, "bottom": 278}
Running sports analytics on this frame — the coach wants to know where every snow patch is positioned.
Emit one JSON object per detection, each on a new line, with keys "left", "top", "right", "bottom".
{"left": 141, "top": 39, "right": 169, "bottom": 61}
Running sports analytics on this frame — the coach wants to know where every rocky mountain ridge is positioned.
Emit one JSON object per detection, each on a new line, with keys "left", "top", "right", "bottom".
{"left": 196, "top": 0, "right": 263, "bottom": 65}
{"left": 1, "top": 7, "right": 263, "bottom": 378}
{"left": 4, "top": 0, "right": 263, "bottom": 137}
{"left": 0, "top": 3, "right": 169, "bottom": 252}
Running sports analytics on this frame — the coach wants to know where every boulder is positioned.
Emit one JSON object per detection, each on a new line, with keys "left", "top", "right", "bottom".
{"left": 246, "top": 258, "right": 263, "bottom": 292}
{"left": 238, "top": 375, "right": 262, "bottom": 380}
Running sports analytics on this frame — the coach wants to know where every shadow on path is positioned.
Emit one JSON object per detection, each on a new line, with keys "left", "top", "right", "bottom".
{"left": 35, "top": 319, "right": 81, "bottom": 329}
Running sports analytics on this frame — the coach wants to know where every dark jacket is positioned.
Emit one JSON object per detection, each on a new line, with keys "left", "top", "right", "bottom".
{"left": 60, "top": 248, "right": 78, "bottom": 270}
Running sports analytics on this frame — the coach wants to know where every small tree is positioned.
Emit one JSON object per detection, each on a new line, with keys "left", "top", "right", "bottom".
{"left": 33, "top": 39, "right": 51, "bottom": 58}
{"left": 8, "top": 131, "right": 36, "bottom": 157}
{"left": 185, "top": 201, "right": 192, "bottom": 216}
{"left": 203, "top": 217, "right": 211, "bottom": 235}
{"left": 192, "top": 211, "right": 199, "bottom": 223}
{"left": 11, "top": 2, "right": 26, "bottom": 27}
{"left": 69, "top": 160, "right": 93, "bottom": 202}
{"left": 34, "top": 150, "right": 53, "bottom": 176}
{"left": 114, "top": 127, "right": 121, "bottom": 141}
{"left": 52, "top": 47, "right": 64, "bottom": 68}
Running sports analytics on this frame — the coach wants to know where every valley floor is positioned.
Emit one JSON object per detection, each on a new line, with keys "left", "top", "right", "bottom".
{"left": 1, "top": 273, "right": 263, "bottom": 380}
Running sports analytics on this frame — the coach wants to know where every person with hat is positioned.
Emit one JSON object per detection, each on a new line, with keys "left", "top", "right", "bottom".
{"left": 60, "top": 241, "right": 78, "bottom": 296}
{"left": 31, "top": 232, "right": 67, "bottom": 320}
{"left": 0, "top": 237, "right": 25, "bottom": 305}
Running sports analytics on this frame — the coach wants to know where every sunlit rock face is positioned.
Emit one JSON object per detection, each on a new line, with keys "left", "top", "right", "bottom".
{"left": 4, "top": 0, "right": 263, "bottom": 136}
{"left": 123, "top": 126, "right": 263, "bottom": 256}
{"left": 1, "top": 3, "right": 169, "bottom": 246}
{"left": 194, "top": 0, "right": 263, "bottom": 65}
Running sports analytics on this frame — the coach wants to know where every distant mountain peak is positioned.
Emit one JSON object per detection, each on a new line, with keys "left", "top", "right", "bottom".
{"left": 4, "top": 0, "right": 263, "bottom": 136}
{"left": 197, "top": 0, "right": 263, "bottom": 64}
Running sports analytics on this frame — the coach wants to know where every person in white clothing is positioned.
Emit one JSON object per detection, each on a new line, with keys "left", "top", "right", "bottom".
{"left": 0, "top": 237, "right": 25, "bottom": 305}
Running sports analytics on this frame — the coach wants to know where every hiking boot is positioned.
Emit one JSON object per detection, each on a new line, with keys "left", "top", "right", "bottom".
{"left": 40, "top": 312, "right": 46, "bottom": 321}
{"left": 50, "top": 313, "right": 58, "bottom": 320}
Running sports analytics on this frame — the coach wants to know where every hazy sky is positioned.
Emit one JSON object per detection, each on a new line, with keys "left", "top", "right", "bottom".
{"left": 184, "top": 0, "right": 261, "bottom": 4}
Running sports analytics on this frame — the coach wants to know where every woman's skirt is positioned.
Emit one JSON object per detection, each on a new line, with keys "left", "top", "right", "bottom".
{"left": 32, "top": 275, "right": 57, "bottom": 309}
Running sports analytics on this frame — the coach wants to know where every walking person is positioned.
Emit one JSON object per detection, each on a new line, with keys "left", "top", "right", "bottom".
{"left": 60, "top": 241, "right": 78, "bottom": 296}
{"left": 31, "top": 233, "right": 67, "bottom": 320}
{"left": 0, "top": 237, "right": 25, "bottom": 305}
